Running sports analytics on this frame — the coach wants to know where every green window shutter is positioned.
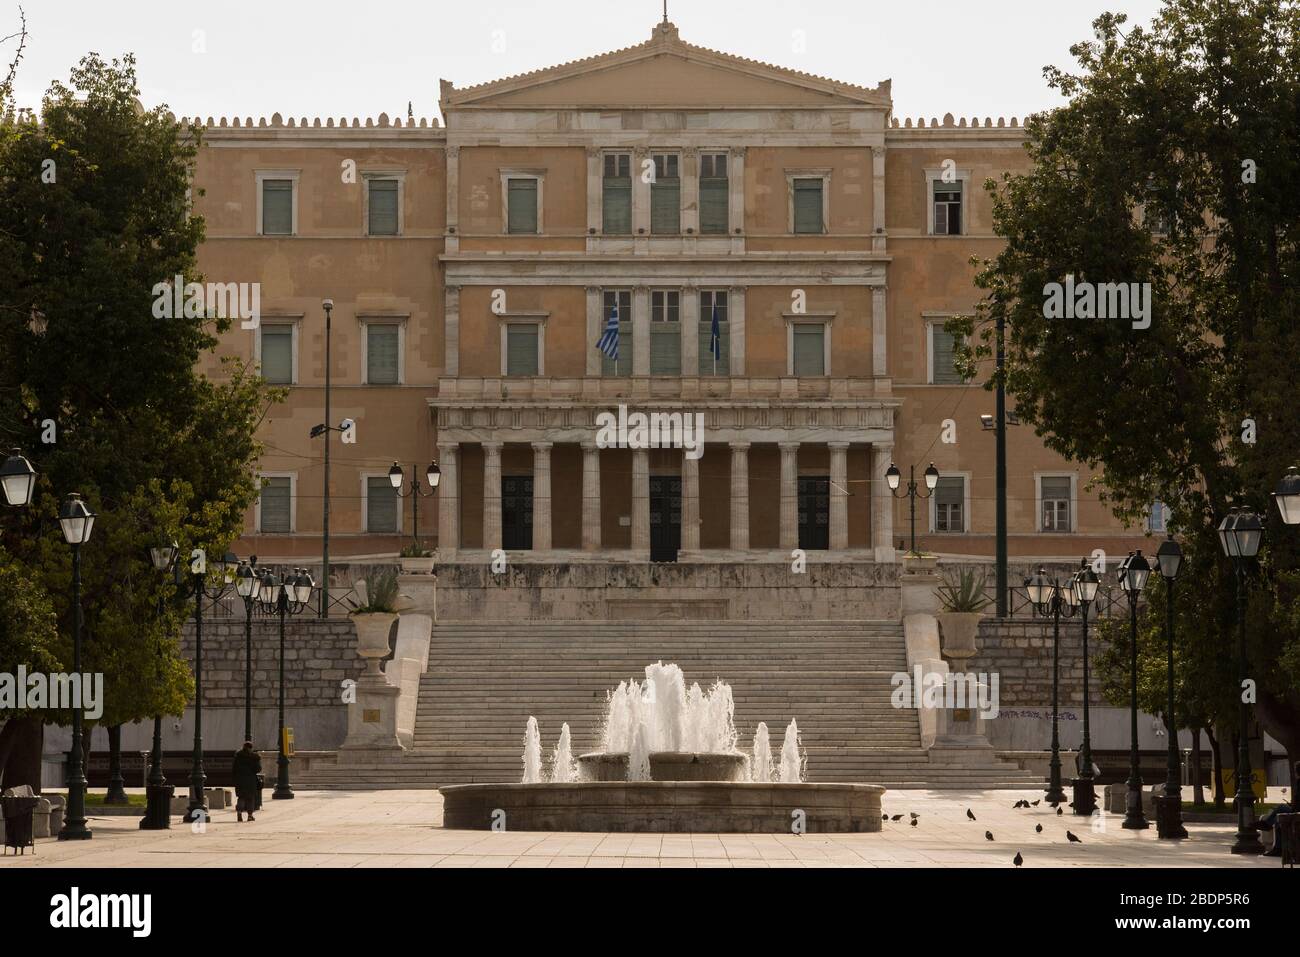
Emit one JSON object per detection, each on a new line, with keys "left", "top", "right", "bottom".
{"left": 650, "top": 324, "right": 680, "bottom": 375}
{"left": 935, "top": 476, "right": 964, "bottom": 531}
{"left": 699, "top": 178, "right": 728, "bottom": 234}
{"left": 506, "top": 324, "right": 539, "bottom": 376}
{"left": 793, "top": 179, "right": 823, "bottom": 234}
{"left": 262, "top": 179, "right": 293, "bottom": 235}
{"left": 931, "top": 326, "right": 963, "bottom": 384}
{"left": 507, "top": 178, "right": 538, "bottom": 234}
{"left": 603, "top": 179, "right": 631, "bottom": 234}
{"left": 367, "top": 325, "right": 400, "bottom": 384}
{"left": 368, "top": 179, "right": 399, "bottom": 235}
{"left": 367, "top": 477, "right": 397, "bottom": 533}
{"left": 260, "top": 326, "right": 293, "bottom": 384}
{"left": 259, "top": 477, "right": 291, "bottom": 533}
{"left": 601, "top": 320, "right": 633, "bottom": 376}
{"left": 792, "top": 326, "right": 825, "bottom": 376}
{"left": 651, "top": 179, "right": 680, "bottom": 234}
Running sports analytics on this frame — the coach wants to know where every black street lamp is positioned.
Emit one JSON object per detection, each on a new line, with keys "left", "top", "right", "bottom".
{"left": 1274, "top": 466, "right": 1300, "bottom": 526}
{"left": 141, "top": 539, "right": 179, "bottom": 831}
{"left": 1217, "top": 507, "right": 1264, "bottom": 854}
{"left": 234, "top": 559, "right": 261, "bottom": 745}
{"left": 885, "top": 462, "right": 939, "bottom": 556}
{"left": 1154, "top": 534, "right": 1188, "bottom": 839}
{"left": 56, "top": 493, "right": 96, "bottom": 841}
{"left": 390, "top": 461, "right": 440, "bottom": 546}
{"left": 184, "top": 549, "right": 236, "bottom": 824}
{"left": 256, "top": 566, "right": 315, "bottom": 799}
{"left": 1070, "top": 559, "right": 1101, "bottom": 816}
{"left": 0, "top": 448, "right": 36, "bottom": 507}
{"left": 1118, "top": 550, "right": 1152, "bottom": 830}
{"left": 1024, "top": 567, "right": 1080, "bottom": 804}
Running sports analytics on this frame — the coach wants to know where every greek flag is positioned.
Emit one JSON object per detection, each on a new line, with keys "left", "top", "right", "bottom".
{"left": 596, "top": 299, "right": 619, "bottom": 361}
{"left": 709, "top": 300, "right": 722, "bottom": 366}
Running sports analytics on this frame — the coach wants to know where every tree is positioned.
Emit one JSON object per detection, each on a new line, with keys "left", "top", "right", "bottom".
{"left": 0, "top": 48, "right": 282, "bottom": 789}
{"left": 951, "top": 0, "right": 1300, "bottom": 793}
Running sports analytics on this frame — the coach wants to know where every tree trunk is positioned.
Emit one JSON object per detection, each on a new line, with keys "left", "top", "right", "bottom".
{"left": 0, "top": 716, "right": 45, "bottom": 794}
{"left": 1206, "top": 726, "right": 1225, "bottom": 808}
{"left": 1191, "top": 726, "right": 1205, "bottom": 806}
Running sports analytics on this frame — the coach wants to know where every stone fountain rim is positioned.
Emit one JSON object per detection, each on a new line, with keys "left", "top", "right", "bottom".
{"left": 577, "top": 750, "right": 747, "bottom": 761}
{"left": 440, "top": 782, "right": 884, "bottom": 793}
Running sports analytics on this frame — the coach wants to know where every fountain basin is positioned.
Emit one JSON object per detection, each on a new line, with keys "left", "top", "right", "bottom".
{"left": 577, "top": 751, "right": 748, "bottom": 782}
{"left": 439, "top": 782, "right": 884, "bottom": 833}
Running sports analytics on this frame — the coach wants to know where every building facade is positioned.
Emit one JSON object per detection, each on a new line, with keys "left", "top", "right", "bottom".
{"left": 193, "top": 21, "right": 1153, "bottom": 568}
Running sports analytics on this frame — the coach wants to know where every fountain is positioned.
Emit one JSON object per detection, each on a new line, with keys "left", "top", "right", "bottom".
{"left": 440, "top": 661, "right": 884, "bottom": 833}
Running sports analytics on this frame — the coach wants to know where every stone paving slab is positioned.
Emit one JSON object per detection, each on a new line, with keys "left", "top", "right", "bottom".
{"left": 0, "top": 787, "right": 1281, "bottom": 869}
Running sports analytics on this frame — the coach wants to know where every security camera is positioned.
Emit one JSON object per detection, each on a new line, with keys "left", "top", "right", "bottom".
{"left": 322, "top": 298, "right": 334, "bottom": 310}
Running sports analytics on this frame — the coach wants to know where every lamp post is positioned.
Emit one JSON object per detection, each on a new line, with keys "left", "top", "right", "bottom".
{"left": 56, "top": 493, "right": 96, "bottom": 841}
{"left": 885, "top": 462, "right": 939, "bottom": 556}
{"left": 0, "top": 448, "right": 36, "bottom": 507}
{"left": 320, "top": 298, "right": 333, "bottom": 618}
{"left": 184, "top": 549, "right": 235, "bottom": 824}
{"left": 1118, "top": 550, "right": 1152, "bottom": 830}
{"left": 1154, "top": 534, "right": 1188, "bottom": 839}
{"left": 256, "top": 566, "right": 315, "bottom": 799}
{"left": 1217, "top": 507, "right": 1264, "bottom": 854}
{"left": 234, "top": 559, "right": 260, "bottom": 745}
{"left": 140, "top": 539, "right": 179, "bottom": 830}
{"left": 389, "top": 461, "right": 440, "bottom": 546}
{"left": 1024, "top": 567, "right": 1079, "bottom": 805}
{"left": 1071, "top": 559, "right": 1101, "bottom": 816}
{"left": 1274, "top": 466, "right": 1300, "bottom": 526}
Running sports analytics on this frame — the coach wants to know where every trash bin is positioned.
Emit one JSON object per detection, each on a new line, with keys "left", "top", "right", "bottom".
{"left": 2, "top": 790, "right": 40, "bottom": 855}
{"left": 255, "top": 772, "right": 265, "bottom": 811}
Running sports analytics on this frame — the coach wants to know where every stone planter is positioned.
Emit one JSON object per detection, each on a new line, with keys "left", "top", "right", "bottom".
{"left": 936, "top": 611, "right": 984, "bottom": 669}
{"left": 399, "top": 556, "right": 436, "bottom": 574}
{"left": 352, "top": 612, "right": 398, "bottom": 677}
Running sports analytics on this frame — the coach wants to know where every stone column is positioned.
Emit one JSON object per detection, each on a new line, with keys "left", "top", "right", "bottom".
{"left": 872, "top": 443, "right": 896, "bottom": 562}
{"left": 581, "top": 442, "right": 601, "bottom": 551}
{"left": 632, "top": 285, "right": 650, "bottom": 377}
{"left": 729, "top": 147, "right": 746, "bottom": 253}
{"left": 681, "top": 452, "right": 700, "bottom": 552}
{"left": 631, "top": 448, "right": 650, "bottom": 555}
{"left": 729, "top": 442, "right": 750, "bottom": 551}
{"left": 779, "top": 442, "right": 799, "bottom": 551}
{"left": 585, "top": 286, "right": 602, "bottom": 376}
{"left": 445, "top": 285, "right": 461, "bottom": 377}
{"left": 729, "top": 286, "right": 745, "bottom": 375}
{"left": 872, "top": 286, "right": 888, "bottom": 378}
{"left": 829, "top": 441, "right": 849, "bottom": 551}
{"left": 682, "top": 283, "right": 699, "bottom": 376}
{"left": 585, "top": 147, "right": 601, "bottom": 241}
{"left": 531, "top": 442, "right": 552, "bottom": 552}
{"left": 436, "top": 442, "right": 458, "bottom": 557}
{"left": 483, "top": 441, "right": 502, "bottom": 553}
{"left": 445, "top": 146, "right": 460, "bottom": 254}
{"left": 871, "top": 144, "right": 886, "bottom": 254}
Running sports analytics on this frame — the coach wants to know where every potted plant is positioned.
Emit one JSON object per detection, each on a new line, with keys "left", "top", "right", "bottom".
{"left": 346, "top": 569, "right": 401, "bottom": 675}
{"left": 398, "top": 541, "right": 436, "bottom": 574}
{"left": 934, "top": 567, "right": 993, "bottom": 667}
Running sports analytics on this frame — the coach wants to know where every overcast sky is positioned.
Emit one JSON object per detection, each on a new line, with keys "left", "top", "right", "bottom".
{"left": 7, "top": 0, "right": 1167, "bottom": 122}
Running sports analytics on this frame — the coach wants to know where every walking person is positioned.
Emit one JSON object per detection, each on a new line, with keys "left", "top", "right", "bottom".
{"left": 233, "top": 741, "right": 262, "bottom": 823}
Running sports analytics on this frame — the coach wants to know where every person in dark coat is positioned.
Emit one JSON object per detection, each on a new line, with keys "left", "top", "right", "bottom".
{"left": 232, "top": 741, "right": 262, "bottom": 822}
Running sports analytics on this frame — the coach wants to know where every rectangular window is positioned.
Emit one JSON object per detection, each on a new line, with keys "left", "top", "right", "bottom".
{"left": 1041, "top": 477, "right": 1072, "bottom": 532}
{"left": 507, "top": 177, "right": 539, "bottom": 234}
{"left": 367, "top": 178, "right": 399, "bottom": 236}
{"left": 651, "top": 153, "right": 680, "bottom": 234}
{"left": 793, "top": 178, "right": 824, "bottom": 234}
{"left": 699, "top": 152, "right": 729, "bottom": 234}
{"left": 366, "top": 324, "right": 400, "bottom": 384}
{"left": 930, "top": 324, "right": 965, "bottom": 384}
{"left": 933, "top": 180, "right": 963, "bottom": 235}
{"left": 262, "top": 179, "right": 294, "bottom": 235}
{"left": 601, "top": 290, "right": 633, "bottom": 377}
{"left": 649, "top": 290, "right": 680, "bottom": 375}
{"left": 699, "top": 290, "right": 729, "bottom": 376}
{"left": 366, "top": 476, "right": 398, "bottom": 534}
{"left": 258, "top": 477, "right": 291, "bottom": 533}
{"left": 934, "top": 476, "right": 966, "bottom": 533}
{"left": 603, "top": 153, "right": 632, "bottom": 235}
{"left": 259, "top": 324, "right": 293, "bottom": 384}
{"left": 1148, "top": 500, "right": 1169, "bottom": 532}
{"left": 792, "top": 324, "right": 826, "bottom": 376}
{"left": 505, "top": 323, "right": 539, "bottom": 377}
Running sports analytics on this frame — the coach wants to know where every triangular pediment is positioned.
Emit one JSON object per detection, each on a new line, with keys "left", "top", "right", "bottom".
{"left": 442, "top": 22, "right": 890, "bottom": 112}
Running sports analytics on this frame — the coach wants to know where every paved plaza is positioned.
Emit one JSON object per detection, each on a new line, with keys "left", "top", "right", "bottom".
{"left": 2, "top": 788, "right": 1282, "bottom": 869}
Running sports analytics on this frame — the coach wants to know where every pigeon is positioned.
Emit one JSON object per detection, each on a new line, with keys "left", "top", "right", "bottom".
{"left": 1013, "top": 852, "right": 1023, "bottom": 867}
{"left": 882, "top": 813, "right": 888, "bottom": 820}
{"left": 910, "top": 812, "right": 919, "bottom": 820}
{"left": 985, "top": 830, "right": 994, "bottom": 841}
{"left": 910, "top": 818, "right": 918, "bottom": 827}
{"left": 1031, "top": 800, "right": 1040, "bottom": 807}
{"left": 1066, "top": 831, "right": 1082, "bottom": 843}
{"left": 967, "top": 809, "right": 977, "bottom": 821}
{"left": 1056, "top": 807, "right": 1064, "bottom": 816}
{"left": 1013, "top": 800, "right": 1026, "bottom": 808}
{"left": 1035, "top": 824, "right": 1043, "bottom": 833}
{"left": 891, "top": 814, "right": 903, "bottom": 821}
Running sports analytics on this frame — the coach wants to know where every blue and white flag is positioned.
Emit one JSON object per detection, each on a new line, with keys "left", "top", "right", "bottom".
{"left": 596, "top": 298, "right": 620, "bottom": 361}
{"left": 709, "top": 300, "right": 722, "bottom": 366}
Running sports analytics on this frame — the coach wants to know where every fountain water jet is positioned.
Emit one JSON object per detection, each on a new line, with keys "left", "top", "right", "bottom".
{"left": 550, "top": 722, "right": 577, "bottom": 784}
{"left": 751, "top": 722, "right": 773, "bottom": 782}
{"left": 521, "top": 716, "right": 543, "bottom": 784}
{"left": 779, "top": 719, "right": 804, "bottom": 784}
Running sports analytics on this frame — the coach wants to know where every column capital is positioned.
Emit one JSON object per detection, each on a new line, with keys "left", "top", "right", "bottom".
{"left": 778, "top": 441, "right": 801, "bottom": 452}
{"left": 586, "top": 146, "right": 600, "bottom": 159}
{"left": 482, "top": 440, "right": 503, "bottom": 453}
{"left": 446, "top": 145, "right": 460, "bottom": 159}
{"left": 436, "top": 442, "right": 459, "bottom": 458}
{"left": 581, "top": 440, "right": 600, "bottom": 452}
{"left": 729, "top": 441, "right": 751, "bottom": 452}
{"left": 828, "top": 441, "right": 851, "bottom": 451}
{"left": 530, "top": 441, "right": 553, "bottom": 452}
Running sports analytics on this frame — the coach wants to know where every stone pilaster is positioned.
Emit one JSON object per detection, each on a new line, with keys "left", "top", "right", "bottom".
{"left": 829, "top": 441, "right": 849, "bottom": 551}
{"left": 631, "top": 448, "right": 650, "bottom": 554}
{"left": 872, "top": 443, "right": 896, "bottom": 562}
{"left": 436, "top": 442, "right": 458, "bottom": 557}
{"left": 681, "top": 452, "right": 700, "bottom": 551}
{"left": 729, "top": 442, "right": 750, "bottom": 551}
{"left": 482, "top": 441, "right": 502, "bottom": 553}
{"left": 531, "top": 442, "right": 552, "bottom": 552}
{"left": 779, "top": 441, "right": 799, "bottom": 551}
{"left": 581, "top": 442, "right": 601, "bottom": 550}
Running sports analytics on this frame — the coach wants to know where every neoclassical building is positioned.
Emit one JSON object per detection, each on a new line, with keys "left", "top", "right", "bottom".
{"left": 194, "top": 20, "right": 1153, "bottom": 567}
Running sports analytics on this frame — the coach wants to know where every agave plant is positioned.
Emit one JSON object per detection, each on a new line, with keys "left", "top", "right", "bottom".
{"left": 399, "top": 540, "right": 433, "bottom": 559}
{"left": 346, "top": 568, "right": 401, "bottom": 615}
{"left": 935, "top": 566, "right": 994, "bottom": 613}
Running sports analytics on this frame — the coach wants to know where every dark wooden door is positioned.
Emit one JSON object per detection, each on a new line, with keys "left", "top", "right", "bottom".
{"left": 649, "top": 475, "right": 681, "bottom": 562}
{"left": 798, "top": 475, "right": 830, "bottom": 550}
{"left": 501, "top": 475, "right": 533, "bottom": 550}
